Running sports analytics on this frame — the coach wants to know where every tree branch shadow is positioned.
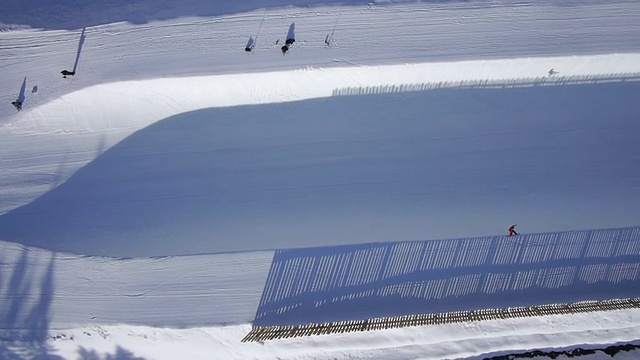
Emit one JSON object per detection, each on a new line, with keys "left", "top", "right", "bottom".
{"left": 78, "top": 346, "right": 146, "bottom": 360}
{"left": 0, "top": 248, "right": 63, "bottom": 359}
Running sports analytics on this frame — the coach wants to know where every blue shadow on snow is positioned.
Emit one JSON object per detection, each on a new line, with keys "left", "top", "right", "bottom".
{"left": 0, "top": 0, "right": 611, "bottom": 30}
{"left": 0, "top": 248, "right": 62, "bottom": 359}
{"left": 253, "top": 227, "right": 640, "bottom": 327}
{"left": 1, "top": 80, "right": 639, "bottom": 257}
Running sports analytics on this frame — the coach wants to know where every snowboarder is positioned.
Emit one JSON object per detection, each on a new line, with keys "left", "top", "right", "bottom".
{"left": 280, "top": 22, "right": 295, "bottom": 55}
{"left": 509, "top": 225, "right": 518, "bottom": 236}
{"left": 548, "top": 68, "right": 559, "bottom": 76}
{"left": 245, "top": 36, "right": 255, "bottom": 52}
{"left": 61, "top": 70, "right": 75, "bottom": 78}
{"left": 11, "top": 99, "right": 22, "bottom": 111}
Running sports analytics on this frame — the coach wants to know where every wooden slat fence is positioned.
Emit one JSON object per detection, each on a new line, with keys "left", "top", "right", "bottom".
{"left": 242, "top": 297, "right": 640, "bottom": 342}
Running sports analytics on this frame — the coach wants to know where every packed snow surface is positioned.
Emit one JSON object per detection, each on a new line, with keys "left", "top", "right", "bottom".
{"left": 1, "top": 0, "right": 640, "bottom": 359}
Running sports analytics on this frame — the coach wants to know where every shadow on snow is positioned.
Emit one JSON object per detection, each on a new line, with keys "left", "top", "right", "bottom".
{"left": 253, "top": 227, "right": 640, "bottom": 326}
{"left": 0, "top": 0, "right": 428, "bottom": 31}
{"left": 0, "top": 0, "right": 623, "bottom": 31}
{"left": 78, "top": 346, "right": 146, "bottom": 360}
{"left": 332, "top": 72, "right": 640, "bottom": 96}
{"left": 0, "top": 247, "right": 61, "bottom": 359}
{"left": 0, "top": 246, "right": 146, "bottom": 359}
{"left": 0, "top": 80, "right": 639, "bottom": 257}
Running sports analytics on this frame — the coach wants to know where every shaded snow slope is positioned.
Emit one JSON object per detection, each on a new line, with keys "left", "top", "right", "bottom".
{"left": 2, "top": 0, "right": 640, "bottom": 258}
{"left": 2, "top": 58, "right": 640, "bottom": 256}
{"left": 1, "top": 0, "right": 378, "bottom": 30}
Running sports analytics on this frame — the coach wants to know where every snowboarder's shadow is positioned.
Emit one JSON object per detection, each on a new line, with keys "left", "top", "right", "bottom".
{"left": 11, "top": 77, "right": 27, "bottom": 111}
{"left": 281, "top": 22, "right": 295, "bottom": 55}
{"left": 61, "top": 27, "right": 86, "bottom": 78}
{"left": 325, "top": 16, "right": 340, "bottom": 48}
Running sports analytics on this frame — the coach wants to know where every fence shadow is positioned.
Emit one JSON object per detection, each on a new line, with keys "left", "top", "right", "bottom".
{"left": 253, "top": 227, "right": 640, "bottom": 327}
{"left": 332, "top": 72, "right": 640, "bottom": 97}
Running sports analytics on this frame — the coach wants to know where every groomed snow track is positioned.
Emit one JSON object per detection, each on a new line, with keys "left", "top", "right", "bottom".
{"left": 242, "top": 297, "right": 640, "bottom": 342}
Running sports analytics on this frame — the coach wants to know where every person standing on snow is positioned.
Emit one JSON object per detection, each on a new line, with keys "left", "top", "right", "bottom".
{"left": 509, "top": 224, "right": 518, "bottom": 236}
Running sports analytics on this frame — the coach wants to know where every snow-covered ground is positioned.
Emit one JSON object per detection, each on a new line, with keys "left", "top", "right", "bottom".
{"left": 1, "top": 0, "right": 640, "bottom": 359}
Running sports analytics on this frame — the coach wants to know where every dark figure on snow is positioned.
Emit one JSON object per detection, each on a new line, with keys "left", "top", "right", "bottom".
{"left": 245, "top": 36, "right": 255, "bottom": 52}
{"left": 509, "top": 225, "right": 518, "bottom": 236}
{"left": 11, "top": 100, "right": 22, "bottom": 111}
{"left": 285, "top": 38, "right": 295, "bottom": 45}
{"left": 61, "top": 70, "right": 75, "bottom": 78}
{"left": 281, "top": 45, "right": 289, "bottom": 55}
